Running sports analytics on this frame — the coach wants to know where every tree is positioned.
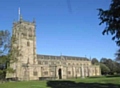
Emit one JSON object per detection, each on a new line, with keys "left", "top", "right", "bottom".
{"left": 100, "top": 58, "right": 108, "bottom": 64}
{"left": 98, "top": 0, "right": 120, "bottom": 60}
{"left": 91, "top": 58, "right": 99, "bottom": 65}
{"left": 0, "top": 30, "right": 19, "bottom": 81}
{"left": 100, "top": 58, "right": 117, "bottom": 74}
{"left": 105, "top": 59, "right": 117, "bottom": 74}
{"left": 0, "top": 55, "right": 7, "bottom": 80}
{"left": 0, "top": 30, "right": 10, "bottom": 81}
{"left": 98, "top": 0, "right": 120, "bottom": 46}
{"left": 115, "top": 62, "right": 120, "bottom": 73}
{"left": 100, "top": 63, "right": 110, "bottom": 75}
{"left": 115, "top": 49, "right": 120, "bottom": 61}
{"left": 0, "top": 30, "right": 10, "bottom": 55}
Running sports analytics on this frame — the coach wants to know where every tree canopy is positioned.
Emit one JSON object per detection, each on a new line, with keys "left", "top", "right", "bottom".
{"left": 100, "top": 63, "right": 110, "bottom": 75}
{"left": 98, "top": 0, "right": 120, "bottom": 46}
{"left": 98, "top": 0, "right": 120, "bottom": 61}
{"left": 91, "top": 58, "right": 99, "bottom": 65}
{"left": 0, "top": 30, "right": 10, "bottom": 56}
{"left": 0, "top": 30, "right": 20, "bottom": 81}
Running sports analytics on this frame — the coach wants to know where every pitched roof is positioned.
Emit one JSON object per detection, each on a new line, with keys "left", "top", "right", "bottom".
{"left": 37, "top": 54, "right": 89, "bottom": 61}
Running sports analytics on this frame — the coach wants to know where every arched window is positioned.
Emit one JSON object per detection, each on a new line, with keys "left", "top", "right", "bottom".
{"left": 29, "top": 28, "right": 32, "bottom": 37}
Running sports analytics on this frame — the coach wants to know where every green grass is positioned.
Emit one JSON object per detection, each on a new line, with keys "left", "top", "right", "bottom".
{"left": 0, "top": 81, "right": 48, "bottom": 88}
{"left": 0, "top": 76, "right": 120, "bottom": 88}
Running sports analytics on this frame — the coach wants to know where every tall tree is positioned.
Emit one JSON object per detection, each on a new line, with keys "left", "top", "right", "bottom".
{"left": 0, "top": 30, "right": 10, "bottom": 81}
{"left": 100, "top": 58, "right": 117, "bottom": 74}
{"left": 115, "top": 49, "right": 120, "bottom": 61}
{"left": 0, "top": 55, "right": 7, "bottom": 80}
{"left": 0, "top": 30, "right": 10, "bottom": 55}
{"left": 105, "top": 59, "right": 117, "bottom": 74}
{"left": 100, "top": 63, "right": 110, "bottom": 75}
{"left": 91, "top": 58, "right": 99, "bottom": 65}
{"left": 98, "top": 0, "right": 120, "bottom": 60}
{"left": 100, "top": 58, "right": 108, "bottom": 64}
{"left": 115, "top": 62, "right": 120, "bottom": 73}
{"left": 0, "top": 30, "right": 19, "bottom": 81}
{"left": 98, "top": 0, "right": 120, "bottom": 46}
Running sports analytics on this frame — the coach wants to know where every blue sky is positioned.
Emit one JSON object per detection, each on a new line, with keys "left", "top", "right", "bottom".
{"left": 0, "top": 0, "right": 118, "bottom": 60}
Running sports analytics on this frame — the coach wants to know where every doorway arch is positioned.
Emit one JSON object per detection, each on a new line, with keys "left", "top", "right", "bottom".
{"left": 58, "top": 68, "right": 62, "bottom": 79}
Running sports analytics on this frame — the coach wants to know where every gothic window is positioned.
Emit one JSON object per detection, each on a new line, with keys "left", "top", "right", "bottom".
{"left": 44, "top": 61, "right": 48, "bottom": 65}
{"left": 23, "top": 28, "right": 27, "bottom": 36}
{"left": 68, "top": 71, "right": 71, "bottom": 74}
{"left": 33, "top": 71, "right": 38, "bottom": 76}
{"left": 51, "top": 56, "right": 54, "bottom": 59}
{"left": 44, "top": 71, "right": 48, "bottom": 75}
{"left": 29, "top": 28, "right": 33, "bottom": 37}
{"left": 27, "top": 41, "right": 30, "bottom": 46}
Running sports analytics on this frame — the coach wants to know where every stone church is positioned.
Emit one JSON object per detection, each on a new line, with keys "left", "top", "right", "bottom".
{"left": 6, "top": 16, "right": 101, "bottom": 81}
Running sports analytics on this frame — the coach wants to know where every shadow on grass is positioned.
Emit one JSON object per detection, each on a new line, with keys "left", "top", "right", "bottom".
{"left": 87, "top": 75, "right": 120, "bottom": 78}
{"left": 105, "top": 75, "right": 120, "bottom": 78}
{"left": 47, "top": 80, "right": 120, "bottom": 88}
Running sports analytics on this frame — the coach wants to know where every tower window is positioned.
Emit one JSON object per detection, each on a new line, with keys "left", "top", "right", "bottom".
{"left": 27, "top": 41, "right": 30, "bottom": 46}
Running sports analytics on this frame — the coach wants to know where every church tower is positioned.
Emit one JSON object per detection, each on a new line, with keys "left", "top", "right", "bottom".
{"left": 12, "top": 15, "right": 37, "bottom": 64}
{"left": 8, "top": 15, "right": 37, "bottom": 80}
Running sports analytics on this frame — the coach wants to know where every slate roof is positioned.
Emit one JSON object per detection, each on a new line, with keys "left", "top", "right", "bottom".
{"left": 37, "top": 54, "right": 89, "bottom": 61}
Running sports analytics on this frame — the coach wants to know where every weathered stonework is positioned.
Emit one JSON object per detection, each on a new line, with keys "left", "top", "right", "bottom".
{"left": 6, "top": 16, "right": 101, "bottom": 81}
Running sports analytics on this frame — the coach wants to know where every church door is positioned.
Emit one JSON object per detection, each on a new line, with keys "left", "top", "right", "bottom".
{"left": 58, "top": 68, "right": 62, "bottom": 79}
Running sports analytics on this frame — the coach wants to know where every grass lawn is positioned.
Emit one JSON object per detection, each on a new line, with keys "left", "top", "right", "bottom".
{"left": 0, "top": 76, "right": 120, "bottom": 88}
